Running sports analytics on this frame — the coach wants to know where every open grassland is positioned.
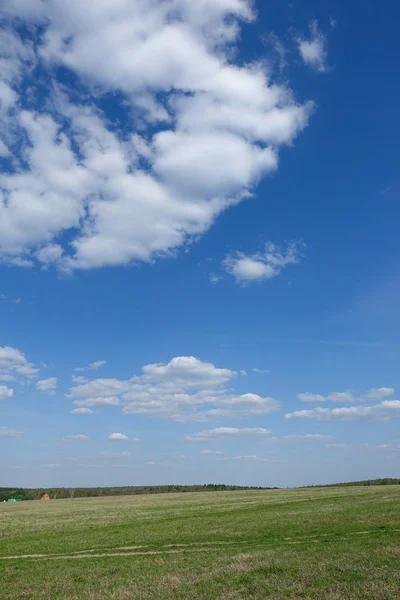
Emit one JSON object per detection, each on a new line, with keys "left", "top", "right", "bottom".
{"left": 1, "top": 486, "right": 399, "bottom": 599}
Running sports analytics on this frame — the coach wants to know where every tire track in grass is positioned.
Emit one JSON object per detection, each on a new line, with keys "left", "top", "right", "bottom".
{"left": 0, "top": 541, "right": 247, "bottom": 561}
{"left": 0, "top": 529, "right": 394, "bottom": 561}
{"left": 0, "top": 546, "right": 230, "bottom": 561}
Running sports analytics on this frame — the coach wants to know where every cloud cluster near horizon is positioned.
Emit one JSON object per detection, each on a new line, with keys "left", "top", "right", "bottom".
{"left": 68, "top": 356, "right": 280, "bottom": 422}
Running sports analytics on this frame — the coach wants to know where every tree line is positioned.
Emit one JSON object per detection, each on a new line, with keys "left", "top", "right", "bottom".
{"left": 0, "top": 483, "right": 273, "bottom": 501}
{"left": 2, "top": 479, "right": 398, "bottom": 502}
{"left": 304, "top": 478, "right": 400, "bottom": 488}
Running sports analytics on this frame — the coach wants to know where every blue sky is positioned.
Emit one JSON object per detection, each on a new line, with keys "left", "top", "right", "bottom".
{"left": 1, "top": 0, "right": 399, "bottom": 489}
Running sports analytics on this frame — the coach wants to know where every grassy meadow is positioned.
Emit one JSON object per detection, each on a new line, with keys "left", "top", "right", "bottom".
{"left": 1, "top": 485, "right": 399, "bottom": 599}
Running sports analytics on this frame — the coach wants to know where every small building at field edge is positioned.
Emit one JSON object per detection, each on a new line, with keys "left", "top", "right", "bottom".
{"left": 40, "top": 492, "right": 50, "bottom": 500}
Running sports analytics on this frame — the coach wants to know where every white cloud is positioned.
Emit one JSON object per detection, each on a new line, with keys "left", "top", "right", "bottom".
{"left": 71, "top": 375, "right": 88, "bottom": 384}
{"left": 0, "top": 346, "right": 39, "bottom": 380}
{"left": 90, "top": 360, "right": 107, "bottom": 370}
{"left": 297, "top": 20, "right": 328, "bottom": 73}
{"left": 108, "top": 433, "right": 129, "bottom": 441}
{"left": 0, "top": 385, "right": 13, "bottom": 401}
{"left": 200, "top": 450, "right": 225, "bottom": 456}
{"left": 97, "top": 450, "right": 131, "bottom": 460}
{"left": 36, "top": 377, "right": 57, "bottom": 395}
{"left": 69, "top": 378, "right": 130, "bottom": 398}
{"left": 0, "top": 1, "right": 313, "bottom": 270}
{"left": 75, "top": 360, "right": 107, "bottom": 372}
{"left": 263, "top": 32, "right": 288, "bottom": 72}
{"left": 285, "top": 400, "right": 400, "bottom": 422}
{"left": 0, "top": 426, "right": 22, "bottom": 438}
{"left": 0, "top": 139, "right": 10, "bottom": 156}
{"left": 141, "top": 356, "right": 234, "bottom": 389}
{"left": 35, "top": 244, "right": 63, "bottom": 266}
{"left": 70, "top": 407, "right": 94, "bottom": 415}
{"left": 45, "top": 463, "right": 61, "bottom": 468}
{"left": 210, "top": 274, "right": 223, "bottom": 284}
{"left": 327, "top": 391, "right": 355, "bottom": 403}
{"left": 63, "top": 434, "right": 88, "bottom": 441}
{"left": 73, "top": 396, "right": 121, "bottom": 408}
{"left": 223, "top": 241, "right": 304, "bottom": 284}
{"left": 296, "top": 387, "right": 395, "bottom": 404}
{"left": 365, "top": 387, "right": 395, "bottom": 400}
{"left": 185, "top": 427, "right": 272, "bottom": 442}
{"left": 234, "top": 455, "right": 286, "bottom": 463}
{"left": 68, "top": 356, "right": 280, "bottom": 422}
{"left": 325, "top": 444, "right": 350, "bottom": 449}
{"left": 377, "top": 443, "right": 400, "bottom": 451}
{"left": 268, "top": 434, "right": 334, "bottom": 442}
{"left": 252, "top": 368, "right": 271, "bottom": 374}
{"left": 297, "top": 393, "right": 326, "bottom": 403}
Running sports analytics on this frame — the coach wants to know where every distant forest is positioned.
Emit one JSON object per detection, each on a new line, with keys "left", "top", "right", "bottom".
{"left": 0, "top": 484, "right": 272, "bottom": 501}
{"left": 306, "top": 478, "right": 400, "bottom": 488}
{"left": 1, "top": 479, "right": 399, "bottom": 501}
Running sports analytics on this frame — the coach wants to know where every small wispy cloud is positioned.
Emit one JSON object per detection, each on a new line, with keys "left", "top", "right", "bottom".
{"left": 70, "top": 407, "right": 94, "bottom": 415}
{"left": 36, "top": 377, "right": 57, "bottom": 396}
{"left": 0, "top": 294, "right": 21, "bottom": 305}
{"left": 0, "top": 385, "right": 14, "bottom": 401}
{"left": 185, "top": 427, "right": 272, "bottom": 442}
{"left": 297, "top": 20, "right": 329, "bottom": 73}
{"left": 380, "top": 185, "right": 393, "bottom": 196}
{"left": 376, "top": 443, "right": 400, "bottom": 451}
{"left": 108, "top": 432, "right": 129, "bottom": 441}
{"left": 0, "top": 426, "right": 22, "bottom": 438}
{"left": 325, "top": 444, "right": 350, "bottom": 449}
{"left": 297, "top": 387, "right": 395, "bottom": 404}
{"left": 209, "top": 273, "right": 223, "bottom": 284}
{"left": 223, "top": 241, "right": 305, "bottom": 285}
{"left": 268, "top": 434, "right": 334, "bottom": 443}
{"left": 97, "top": 451, "right": 132, "bottom": 460}
{"left": 61, "top": 434, "right": 88, "bottom": 443}
{"left": 75, "top": 360, "right": 107, "bottom": 372}
{"left": 297, "top": 393, "right": 326, "bottom": 403}
{"left": 234, "top": 455, "right": 286, "bottom": 463}
{"left": 285, "top": 400, "right": 400, "bottom": 422}
{"left": 263, "top": 32, "right": 288, "bottom": 72}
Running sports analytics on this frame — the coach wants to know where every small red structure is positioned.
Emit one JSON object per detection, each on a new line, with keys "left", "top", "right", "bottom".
{"left": 40, "top": 492, "right": 50, "bottom": 501}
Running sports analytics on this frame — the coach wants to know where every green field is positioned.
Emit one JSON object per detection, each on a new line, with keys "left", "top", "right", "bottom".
{"left": 1, "top": 486, "right": 399, "bottom": 599}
